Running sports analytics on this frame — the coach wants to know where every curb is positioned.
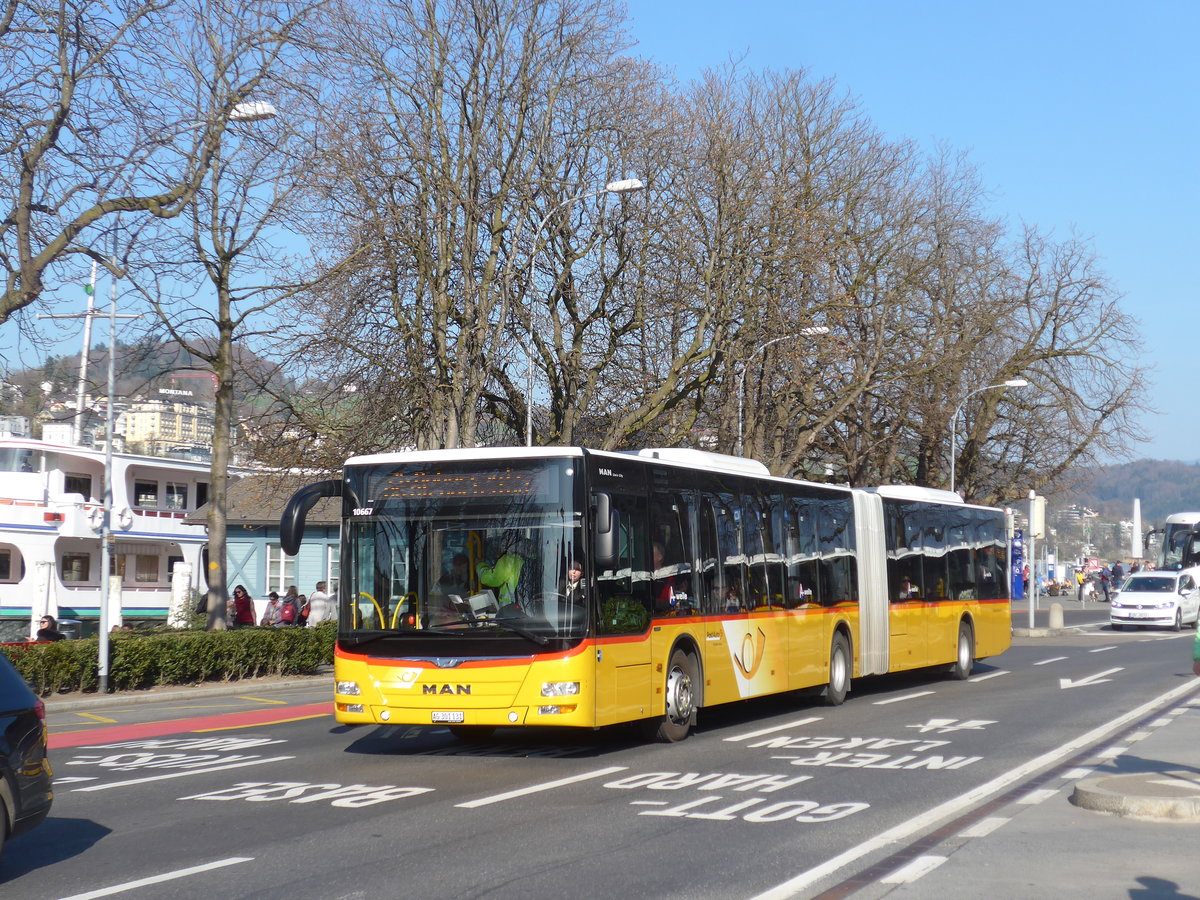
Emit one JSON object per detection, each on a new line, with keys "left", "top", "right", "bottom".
{"left": 1013, "top": 627, "right": 1070, "bottom": 638}
{"left": 42, "top": 669, "right": 331, "bottom": 714}
{"left": 1070, "top": 772, "right": 1200, "bottom": 822}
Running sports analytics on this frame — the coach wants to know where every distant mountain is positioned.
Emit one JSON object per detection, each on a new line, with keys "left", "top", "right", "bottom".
{"left": 1052, "top": 459, "right": 1200, "bottom": 525}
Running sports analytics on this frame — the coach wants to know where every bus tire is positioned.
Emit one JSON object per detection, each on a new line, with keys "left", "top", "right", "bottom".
{"left": 641, "top": 648, "right": 696, "bottom": 743}
{"left": 949, "top": 621, "right": 974, "bottom": 680}
{"left": 449, "top": 725, "right": 496, "bottom": 742}
{"left": 824, "top": 633, "right": 851, "bottom": 706}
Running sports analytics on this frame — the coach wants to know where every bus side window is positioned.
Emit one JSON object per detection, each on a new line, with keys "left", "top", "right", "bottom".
{"left": 742, "top": 497, "right": 769, "bottom": 609}
{"left": 596, "top": 492, "right": 651, "bottom": 635}
{"left": 649, "top": 492, "right": 693, "bottom": 614}
{"left": 698, "top": 498, "right": 726, "bottom": 615}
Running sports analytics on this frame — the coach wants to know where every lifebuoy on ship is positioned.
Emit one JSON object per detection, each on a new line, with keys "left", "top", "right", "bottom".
{"left": 116, "top": 506, "right": 134, "bottom": 530}
{"left": 87, "top": 506, "right": 103, "bottom": 529}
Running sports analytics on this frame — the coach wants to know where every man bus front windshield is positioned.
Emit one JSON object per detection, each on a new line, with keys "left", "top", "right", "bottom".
{"left": 343, "top": 458, "right": 586, "bottom": 649}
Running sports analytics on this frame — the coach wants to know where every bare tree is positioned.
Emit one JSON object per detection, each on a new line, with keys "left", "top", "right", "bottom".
{"left": 948, "top": 227, "right": 1147, "bottom": 504}
{"left": 274, "top": 2, "right": 1148, "bottom": 501}
{"left": 130, "top": 0, "right": 323, "bottom": 628}
{"left": 0, "top": 0, "right": 312, "bottom": 328}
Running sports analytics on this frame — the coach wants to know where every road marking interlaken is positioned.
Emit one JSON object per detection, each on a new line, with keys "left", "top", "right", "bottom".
{"left": 47, "top": 701, "right": 332, "bottom": 749}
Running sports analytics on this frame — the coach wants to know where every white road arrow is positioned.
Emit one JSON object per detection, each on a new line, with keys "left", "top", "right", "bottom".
{"left": 1059, "top": 667, "right": 1123, "bottom": 689}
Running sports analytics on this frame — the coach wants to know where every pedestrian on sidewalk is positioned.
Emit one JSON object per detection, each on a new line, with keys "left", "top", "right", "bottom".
{"left": 1193, "top": 623, "right": 1200, "bottom": 676}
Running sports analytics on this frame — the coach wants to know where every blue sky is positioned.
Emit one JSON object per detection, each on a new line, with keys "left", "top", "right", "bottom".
{"left": 6, "top": 2, "right": 1194, "bottom": 462}
{"left": 623, "top": 0, "right": 1199, "bottom": 462}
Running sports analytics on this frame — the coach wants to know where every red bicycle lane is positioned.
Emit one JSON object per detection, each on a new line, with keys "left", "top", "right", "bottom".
{"left": 48, "top": 701, "right": 334, "bottom": 749}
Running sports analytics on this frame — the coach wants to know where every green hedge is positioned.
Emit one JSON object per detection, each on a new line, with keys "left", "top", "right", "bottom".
{"left": 0, "top": 622, "right": 336, "bottom": 695}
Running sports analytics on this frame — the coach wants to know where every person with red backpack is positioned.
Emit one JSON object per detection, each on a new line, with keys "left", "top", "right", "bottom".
{"left": 280, "top": 586, "right": 300, "bottom": 625}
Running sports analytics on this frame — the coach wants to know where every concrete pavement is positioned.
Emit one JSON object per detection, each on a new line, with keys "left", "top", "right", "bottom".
{"left": 864, "top": 602, "right": 1200, "bottom": 899}
{"left": 871, "top": 683, "right": 1200, "bottom": 899}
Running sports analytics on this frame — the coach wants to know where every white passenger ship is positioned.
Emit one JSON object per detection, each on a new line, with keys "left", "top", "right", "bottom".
{"left": 0, "top": 438, "right": 224, "bottom": 640}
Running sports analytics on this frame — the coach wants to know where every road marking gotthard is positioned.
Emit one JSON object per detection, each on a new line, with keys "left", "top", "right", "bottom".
{"left": 48, "top": 702, "right": 332, "bottom": 749}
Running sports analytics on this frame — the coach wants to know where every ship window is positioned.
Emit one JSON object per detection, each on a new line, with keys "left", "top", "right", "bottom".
{"left": 133, "top": 555, "right": 159, "bottom": 583}
{"left": 65, "top": 473, "right": 93, "bottom": 498}
{"left": 166, "top": 483, "right": 188, "bottom": 510}
{"left": 135, "top": 481, "right": 159, "bottom": 507}
{"left": 62, "top": 552, "right": 92, "bottom": 583}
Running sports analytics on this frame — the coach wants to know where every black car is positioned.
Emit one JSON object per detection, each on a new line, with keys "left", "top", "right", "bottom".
{"left": 0, "top": 653, "right": 53, "bottom": 856}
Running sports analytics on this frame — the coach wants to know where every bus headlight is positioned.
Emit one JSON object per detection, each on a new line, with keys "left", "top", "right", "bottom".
{"left": 541, "top": 682, "right": 580, "bottom": 697}
{"left": 336, "top": 681, "right": 361, "bottom": 696}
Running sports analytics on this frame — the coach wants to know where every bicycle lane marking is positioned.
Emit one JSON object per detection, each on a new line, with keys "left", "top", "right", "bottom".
{"left": 48, "top": 701, "right": 332, "bottom": 749}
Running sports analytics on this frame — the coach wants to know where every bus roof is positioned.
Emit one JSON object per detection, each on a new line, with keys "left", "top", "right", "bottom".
{"left": 1163, "top": 512, "right": 1200, "bottom": 524}
{"left": 869, "top": 484, "right": 965, "bottom": 505}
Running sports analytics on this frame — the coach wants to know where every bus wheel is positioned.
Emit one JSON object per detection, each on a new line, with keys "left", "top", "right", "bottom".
{"left": 824, "top": 633, "right": 851, "bottom": 706}
{"left": 641, "top": 648, "right": 696, "bottom": 743}
{"left": 449, "top": 725, "right": 496, "bottom": 742}
{"left": 949, "top": 621, "right": 974, "bottom": 680}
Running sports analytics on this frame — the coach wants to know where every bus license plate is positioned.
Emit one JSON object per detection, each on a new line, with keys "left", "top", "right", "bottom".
{"left": 432, "top": 711, "right": 465, "bottom": 724}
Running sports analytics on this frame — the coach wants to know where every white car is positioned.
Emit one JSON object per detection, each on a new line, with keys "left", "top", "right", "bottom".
{"left": 1110, "top": 571, "right": 1200, "bottom": 631}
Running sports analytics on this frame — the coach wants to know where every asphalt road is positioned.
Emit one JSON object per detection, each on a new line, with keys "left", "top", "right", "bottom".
{"left": 6, "top": 615, "right": 1198, "bottom": 900}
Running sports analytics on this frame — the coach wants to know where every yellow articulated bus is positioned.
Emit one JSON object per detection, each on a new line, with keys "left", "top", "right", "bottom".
{"left": 281, "top": 447, "right": 1012, "bottom": 743}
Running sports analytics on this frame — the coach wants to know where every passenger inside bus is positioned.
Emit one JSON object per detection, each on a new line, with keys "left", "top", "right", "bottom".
{"left": 477, "top": 536, "right": 525, "bottom": 606}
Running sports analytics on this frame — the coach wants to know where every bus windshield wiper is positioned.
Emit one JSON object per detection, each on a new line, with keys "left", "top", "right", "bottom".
{"left": 483, "top": 621, "right": 551, "bottom": 645}
{"left": 342, "top": 633, "right": 393, "bottom": 648}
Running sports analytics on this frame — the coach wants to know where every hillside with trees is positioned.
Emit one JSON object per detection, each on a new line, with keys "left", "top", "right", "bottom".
{"left": 1053, "top": 459, "right": 1200, "bottom": 525}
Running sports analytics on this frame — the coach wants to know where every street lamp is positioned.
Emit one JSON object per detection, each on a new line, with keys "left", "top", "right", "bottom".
{"left": 735, "top": 327, "right": 830, "bottom": 458}
{"left": 523, "top": 178, "right": 645, "bottom": 446}
{"left": 949, "top": 378, "right": 1029, "bottom": 495}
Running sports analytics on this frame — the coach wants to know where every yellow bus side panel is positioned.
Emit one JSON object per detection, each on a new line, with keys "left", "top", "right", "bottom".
{"left": 889, "top": 599, "right": 1011, "bottom": 673}
{"left": 973, "top": 599, "right": 1012, "bottom": 658}
{"left": 594, "top": 633, "right": 652, "bottom": 726}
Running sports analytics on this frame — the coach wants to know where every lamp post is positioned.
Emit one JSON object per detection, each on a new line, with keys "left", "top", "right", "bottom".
{"left": 523, "top": 178, "right": 645, "bottom": 446}
{"left": 735, "top": 327, "right": 830, "bottom": 458}
{"left": 949, "top": 378, "right": 1029, "bottom": 495}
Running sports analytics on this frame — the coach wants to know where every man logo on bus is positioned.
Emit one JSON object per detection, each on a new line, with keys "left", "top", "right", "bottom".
{"left": 422, "top": 684, "right": 471, "bottom": 695}
{"left": 733, "top": 628, "right": 767, "bottom": 679}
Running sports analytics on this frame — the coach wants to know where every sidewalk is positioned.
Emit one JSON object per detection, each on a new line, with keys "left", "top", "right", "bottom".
{"left": 874, "top": 685, "right": 1200, "bottom": 898}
